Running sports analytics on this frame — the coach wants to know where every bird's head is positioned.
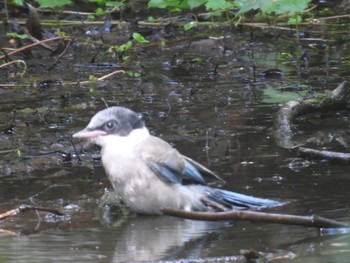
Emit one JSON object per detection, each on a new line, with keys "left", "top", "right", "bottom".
{"left": 73, "top": 106, "right": 147, "bottom": 147}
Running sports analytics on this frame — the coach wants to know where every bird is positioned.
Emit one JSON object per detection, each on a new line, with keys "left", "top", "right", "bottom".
{"left": 73, "top": 106, "right": 282, "bottom": 215}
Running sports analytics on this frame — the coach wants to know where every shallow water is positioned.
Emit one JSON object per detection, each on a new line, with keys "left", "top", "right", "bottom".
{"left": 1, "top": 25, "right": 350, "bottom": 262}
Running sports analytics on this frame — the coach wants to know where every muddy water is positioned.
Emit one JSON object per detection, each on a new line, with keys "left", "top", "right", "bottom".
{"left": 1, "top": 27, "right": 350, "bottom": 262}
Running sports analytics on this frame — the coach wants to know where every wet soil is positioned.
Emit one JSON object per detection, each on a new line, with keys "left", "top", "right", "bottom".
{"left": 1, "top": 14, "right": 350, "bottom": 262}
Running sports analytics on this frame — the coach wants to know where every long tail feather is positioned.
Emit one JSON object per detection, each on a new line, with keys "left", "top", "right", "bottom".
{"left": 208, "top": 189, "right": 283, "bottom": 209}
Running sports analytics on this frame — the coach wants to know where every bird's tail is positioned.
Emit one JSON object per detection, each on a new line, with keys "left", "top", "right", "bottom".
{"left": 208, "top": 189, "right": 283, "bottom": 210}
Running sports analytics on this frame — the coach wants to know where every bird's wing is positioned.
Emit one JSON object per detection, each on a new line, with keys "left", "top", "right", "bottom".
{"left": 141, "top": 136, "right": 224, "bottom": 185}
{"left": 183, "top": 156, "right": 225, "bottom": 185}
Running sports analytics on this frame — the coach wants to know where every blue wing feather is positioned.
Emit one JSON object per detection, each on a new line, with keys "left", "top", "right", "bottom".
{"left": 208, "top": 189, "right": 283, "bottom": 209}
{"left": 148, "top": 161, "right": 182, "bottom": 184}
{"left": 147, "top": 156, "right": 224, "bottom": 185}
{"left": 182, "top": 160, "right": 207, "bottom": 185}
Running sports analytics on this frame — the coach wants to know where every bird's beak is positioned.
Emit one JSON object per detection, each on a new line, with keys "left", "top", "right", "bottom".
{"left": 73, "top": 128, "right": 107, "bottom": 139}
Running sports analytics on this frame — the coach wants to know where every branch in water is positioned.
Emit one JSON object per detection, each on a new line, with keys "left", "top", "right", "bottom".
{"left": 298, "top": 147, "right": 350, "bottom": 164}
{"left": 0, "top": 205, "right": 63, "bottom": 220}
{"left": 161, "top": 208, "right": 348, "bottom": 229}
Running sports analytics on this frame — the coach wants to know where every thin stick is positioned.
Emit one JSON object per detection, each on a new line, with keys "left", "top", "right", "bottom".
{"left": 47, "top": 39, "right": 73, "bottom": 71}
{"left": 0, "top": 60, "right": 27, "bottom": 77}
{"left": 64, "top": 69, "right": 125, "bottom": 86}
{"left": 0, "top": 205, "right": 63, "bottom": 220}
{"left": 96, "top": 69, "right": 125, "bottom": 81}
{"left": 0, "top": 36, "right": 63, "bottom": 60}
{"left": 161, "top": 208, "right": 348, "bottom": 228}
{"left": 299, "top": 147, "right": 350, "bottom": 164}
{"left": 23, "top": 28, "right": 54, "bottom": 52}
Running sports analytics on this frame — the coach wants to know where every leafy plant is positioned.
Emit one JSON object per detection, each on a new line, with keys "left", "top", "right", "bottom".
{"left": 236, "top": 0, "right": 311, "bottom": 15}
{"left": 6, "top": 32, "right": 28, "bottom": 39}
{"left": 108, "top": 32, "right": 149, "bottom": 61}
{"left": 148, "top": 0, "right": 311, "bottom": 22}
{"left": 10, "top": 0, "right": 72, "bottom": 8}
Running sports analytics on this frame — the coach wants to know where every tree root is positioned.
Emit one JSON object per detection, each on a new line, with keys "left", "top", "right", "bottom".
{"left": 274, "top": 80, "right": 348, "bottom": 149}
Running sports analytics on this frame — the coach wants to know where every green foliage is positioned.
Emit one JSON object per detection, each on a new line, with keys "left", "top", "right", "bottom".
{"left": 148, "top": 0, "right": 191, "bottom": 10}
{"left": 10, "top": 0, "right": 71, "bottom": 8}
{"left": 11, "top": 0, "right": 24, "bottom": 5}
{"left": 236, "top": 0, "right": 311, "bottom": 15}
{"left": 36, "top": 0, "right": 72, "bottom": 8}
{"left": 9, "top": 0, "right": 311, "bottom": 22}
{"left": 113, "top": 41, "right": 131, "bottom": 52}
{"left": 288, "top": 14, "right": 302, "bottom": 25}
{"left": 205, "top": 0, "right": 235, "bottom": 11}
{"left": 148, "top": 0, "right": 311, "bottom": 20}
{"left": 132, "top": 32, "right": 149, "bottom": 43}
{"left": 6, "top": 32, "right": 28, "bottom": 39}
{"left": 184, "top": 21, "right": 197, "bottom": 30}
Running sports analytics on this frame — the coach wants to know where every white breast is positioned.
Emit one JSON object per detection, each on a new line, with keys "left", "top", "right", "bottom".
{"left": 99, "top": 127, "right": 207, "bottom": 214}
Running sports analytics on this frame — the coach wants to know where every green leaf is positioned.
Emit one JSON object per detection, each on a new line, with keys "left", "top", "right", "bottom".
{"left": 184, "top": 21, "right": 197, "bottom": 30}
{"left": 87, "top": 15, "right": 96, "bottom": 21}
{"left": 236, "top": 0, "right": 311, "bottom": 15}
{"left": 270, "top": 0, "right": 311, "bottom": 14}
{"left": 7, "top": 32, "right": 28, "bottom": 39}
{"left": 127, "top": 71, "right": 142, "bottom": 78}
{"left": 287, "top": 15, "right": 302, "bottom": 24}
{"left": 148, "top": 0, "right": 190, "bottom": 9}
{"left": 205, "top": 0, "right": 235, "bottom": 11}
{"left": 147, "top": 16, "right": 157, "bottom": 22}
{"left": 116, "top": 41, "right": 132, "bottom": 52}
{"left": 187, "top": 0, "right": 206, "bottom": 9}
{"left": 11, "top": 0, "right": 25, "bottom": 6}
{"left": 190, "top": 57, "right": 204, "bottom": 62}
{"left": 132, "top": 32, "right": 149, "bottom": 43}
{"left": 89, "top": 0, "right": 106, "bottom": 3}
{"left": 106, "top": 1, "right": 124, "bottom": 7}
{"left": 148, "top": 0, "right": 176, "bottom": 8}
{"left": 36, "top": 0, "right": 72, "bottom": 8}
{"left": 95, "top": 7, "right": 106, "bottom": 16}
{"left": 89, "top": 75, "right": 98, "bottom": 82}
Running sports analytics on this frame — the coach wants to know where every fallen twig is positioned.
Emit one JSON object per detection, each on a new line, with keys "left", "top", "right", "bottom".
{"left": 24, "top": 28, "right": 54, "bottom": 52}
{"left": 0, "top": 60, "right": 27, "bottom": 77}
{"left": 48, "top": 39, "right": 73, "bottom": 71}
{"left": 161, "top": 208, "right": 348, "bottom": 228}
{"left": 298, "top": 147, "right": 350, "bottom": 164}
{"left": 0, "top": 205, "right": 63, "bottom": 220}
{"left": 64, "top": 69, "right": 126, "bottom": 86}
{"left": 0, "top": 36, "right": 63, "bottom": 61}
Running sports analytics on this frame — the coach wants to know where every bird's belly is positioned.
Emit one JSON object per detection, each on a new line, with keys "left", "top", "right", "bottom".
{"left": 101, "top": 152, "right": 206, "bottom": 214}
{"left": 116, "top": 178, "right": 189, "bottom": 214}
{"left": 108, "top": 172, "right": 206, "bottom": 214}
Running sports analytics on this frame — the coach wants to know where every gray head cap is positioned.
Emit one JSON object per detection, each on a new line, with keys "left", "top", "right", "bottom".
{"left": 88, "top": 106, "right": 145, "bottom": 136}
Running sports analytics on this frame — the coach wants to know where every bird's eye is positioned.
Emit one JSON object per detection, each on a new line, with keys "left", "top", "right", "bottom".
{"left": 105, "top": 121, "right": 115, "bottom": 130}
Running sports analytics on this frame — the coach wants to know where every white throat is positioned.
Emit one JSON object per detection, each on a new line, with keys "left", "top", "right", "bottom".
{"left": 97, "top": 126, "right": 150, "bottom": 150}
{"left": 99, "top": 127, "right": 150, "bottom": 183}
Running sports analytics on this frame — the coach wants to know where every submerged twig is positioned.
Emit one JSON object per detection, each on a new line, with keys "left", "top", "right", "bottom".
{"left": 47, "top": 39, "right": 73, "bottom": 71}
{"left": 0, "top": 36, "right": 63, "bottom": 60}
{"left": 97, "top": 69, "right": 125, "bottom": 81}
{"left": 162, "top": 208, "right": 348, "bottom": 229}
{"left": 24, "top": 28, "right": 53, "bottom": 51}
{"left": 0, "top": 205, "right": 63, "bottom": 221}
{"left": 298, "top": 147, "right": 350, "bottom": 164}
{"left": 0, "top": 60, "right": 27, "bottom": 77}
{"left": 64, "top": 69, "right": 125, "bottom": 86}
